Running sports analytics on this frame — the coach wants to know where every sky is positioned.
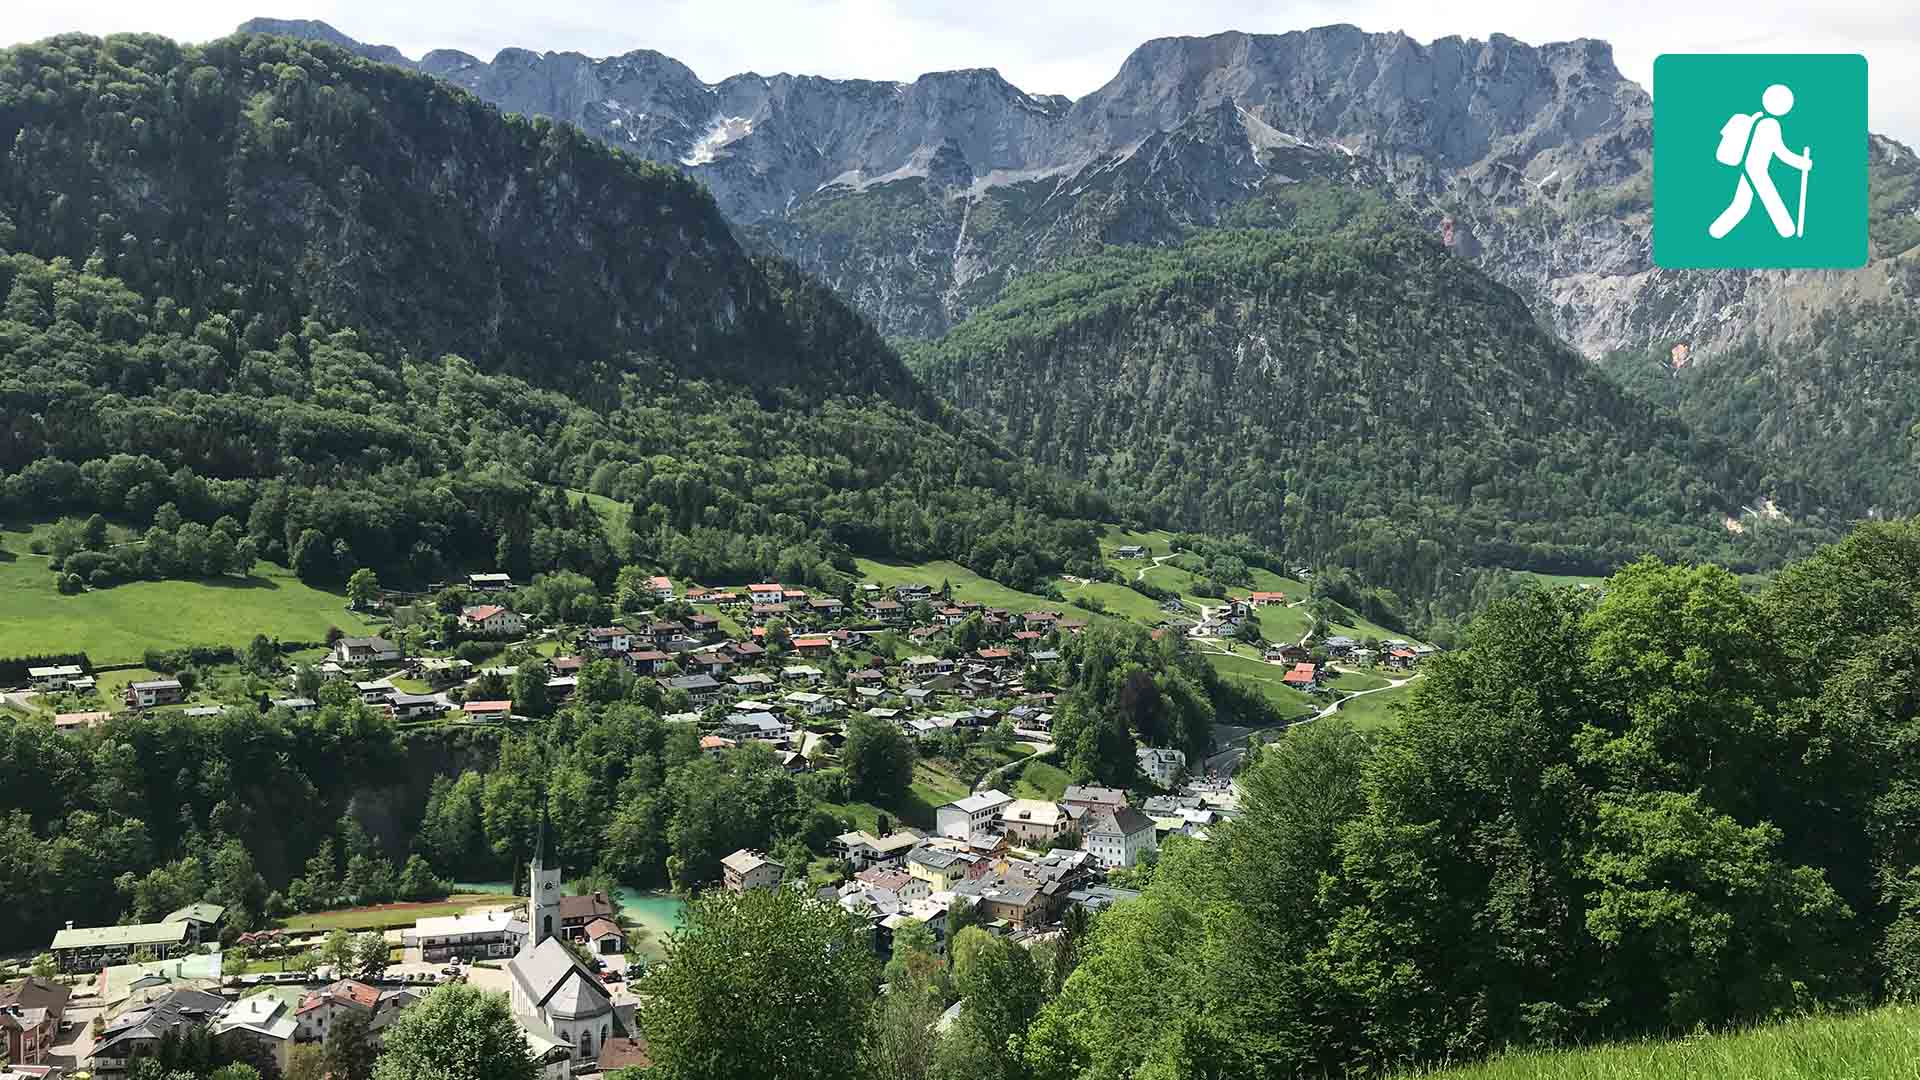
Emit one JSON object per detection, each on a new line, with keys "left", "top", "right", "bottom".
{"left": 10, "top": 1, "right": 1919, "bottom": 149}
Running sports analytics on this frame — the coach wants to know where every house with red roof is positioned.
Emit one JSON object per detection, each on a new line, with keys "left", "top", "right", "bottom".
{"left": 1281, "top": 663, "right": 1320, "bottom": 689}
{"left": 463, "top": 700, "right": 512, "bottom": 722}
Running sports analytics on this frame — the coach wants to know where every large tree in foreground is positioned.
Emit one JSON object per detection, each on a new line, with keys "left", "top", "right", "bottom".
{"left": 640, "top": 886, "right": 875, "bottom": 1080}
{"left": 371, "top": 983, "right": 536, "bottom": 1080}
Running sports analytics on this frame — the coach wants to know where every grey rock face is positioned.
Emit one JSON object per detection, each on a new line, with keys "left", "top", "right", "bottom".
{"left": 233, "top": 19, "right": 1911, "bottom": 356}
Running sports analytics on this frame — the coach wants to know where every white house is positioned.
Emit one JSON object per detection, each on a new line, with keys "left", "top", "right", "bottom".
{"left": 459, "top": 605, "right": 526, "bottom": 637}
{"left": 1136, "top": 747, "right": 1187, "bottom": 787}
{"left": 27, "top": 665, "right": 86, "bottom": 692}
{"left": 403, "top": 909, "right": 525, "bottom": 962}
{"left": 999, "top": 799, "right": 1070, "bottom": 846}
{"left": 835, "top": 829, "right": 925, "bottom": 870}
{"left": 331, "top": 637, "right": 401, "bottom": 666}
{"left": 935, "top": 789, "right": 1012, "bottom": 840}
{"left": 721, "top": 849, "right": 785, "bottom": 893}
{"left": 210, "top": 991, "right": 298, "bottom": 1075}
{"left": 584, "top": 627, "right": 632, "bottom": 653}
{"left": 1085, "top": 806, "right": 1158, "bottom": 869}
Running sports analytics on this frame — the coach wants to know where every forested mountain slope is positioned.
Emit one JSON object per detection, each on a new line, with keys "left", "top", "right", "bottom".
{"left": 0, "top": 33, "right": 1106, "bottom": 591}
{"left": 910, "top": 210, "right": 1833, "bottom": 595}
{"left": 1601, "top": 257, "right": 1920, "bottom": 522}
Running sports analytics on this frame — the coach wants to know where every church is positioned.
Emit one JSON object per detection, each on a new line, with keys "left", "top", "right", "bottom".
{"left": 507, "top": 813, "right": 620, "bottom": 1074}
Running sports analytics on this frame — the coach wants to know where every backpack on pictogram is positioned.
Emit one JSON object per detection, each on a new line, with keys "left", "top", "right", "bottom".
{"left": 1716, "top": 111, "right": 1765, "bottom": 166}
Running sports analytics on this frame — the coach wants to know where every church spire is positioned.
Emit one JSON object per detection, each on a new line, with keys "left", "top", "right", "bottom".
{"left": 533, "top": 788, "right": 550, "bottom": 873}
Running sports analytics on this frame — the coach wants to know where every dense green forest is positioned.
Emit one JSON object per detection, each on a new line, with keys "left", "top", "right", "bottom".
{"left": 1028, "top": 519, "right": 1920, "bottom": 1077}
{"left": 0, "top": 33, "right": 1107, "bottom": 593}
{"left": 1601, "top": 269, "right": 1920, "bottom": 522}
{"left": 909, "top": 209, "right": 1840, "bottom": 607}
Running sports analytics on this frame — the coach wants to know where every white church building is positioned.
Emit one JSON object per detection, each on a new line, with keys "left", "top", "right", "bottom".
{"left": 507, "top": 816, "right": 620, "bottom": 1075}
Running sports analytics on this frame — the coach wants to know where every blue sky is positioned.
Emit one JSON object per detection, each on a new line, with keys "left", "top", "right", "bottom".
{"left": 12, "top": 1, "right": 1918, "bottom": 149}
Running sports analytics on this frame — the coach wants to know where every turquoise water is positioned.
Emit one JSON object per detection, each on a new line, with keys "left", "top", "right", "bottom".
{"left": 450, "top": 880, "right": 684, "bottom": 945}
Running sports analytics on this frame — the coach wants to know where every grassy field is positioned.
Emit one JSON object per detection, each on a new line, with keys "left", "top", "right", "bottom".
{"left": 1245, "top": 567, "right": 1309, "bottom": 599}
{"left": 1400, "top": 1006, "right": 1920, "bottom": 1080}
{"left": 1254, "top": 603, "right": 1313, "bottom": 644}
{"left": 279, "top": 892, "right": 518, "bottom": 933}
{"left": 567, "top": 489, "right": 630, "bottom": 538}
{"left": 0, "top": 522, "right": 378, "bottom": 665}
{"left": 1140, "top": 561, "right": 1202, "bottom": 597}
{"left": 1203, "top": 652, "right": 1317, "bottom": 719}
{"left": 1332, "top": 680, "right": 1421, "bottom": 731}
{"left": 1098, "top": 527, "right": 1176, "bottom": 558}
{"left": 1327, "top": 669, "right": 1392, "bottom": 692}
{"left": 853, "top": 558, "right": 1056, "bottom": 613}
{"left": 1061, "top": 580, "right": 1169, "bottom": 624}
{"left": 1011, "top": 758, "right": 1071, "bottom": 801}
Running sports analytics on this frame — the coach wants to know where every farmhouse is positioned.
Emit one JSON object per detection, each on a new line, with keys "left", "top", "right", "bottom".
{"left": 1281, "top": 663, "right": 1320, "bottom": 688}
{"left": 1113, "top": 544, "right": 1148, "bottom": 559}
{"left": 53, "top": 711, "right": 111, "bottom": 733}
{"left": 460, "top": 604, "right": 526, "bottom": 637}
{"left": 584, "top": 626, "right": 632, "bottom": 653}
{"left": 467, "top": 572, "right": 514, "bottom": 590}
{"left": 463, "top": 700, "right": 513, "bottom": 722}
{"left": 746, "top": 583, "right": 786, "bottom": 604}
{"left": 122, "top": 679, "right": 184, "bottom": 710}
{"left": 331, "top": 637, "right": 400, "bottom": 665}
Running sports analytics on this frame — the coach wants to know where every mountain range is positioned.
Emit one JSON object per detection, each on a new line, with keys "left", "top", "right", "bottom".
{"left": 238, "top": 17, "right": 1920, "bottom": 360}
{"left": 6, "top": 22, "right": 1915, "bottom": 622}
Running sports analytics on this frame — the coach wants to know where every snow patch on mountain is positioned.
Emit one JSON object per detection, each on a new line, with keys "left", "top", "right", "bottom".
{"left": 682, "top": 116, "right": 754, "bottom": 166}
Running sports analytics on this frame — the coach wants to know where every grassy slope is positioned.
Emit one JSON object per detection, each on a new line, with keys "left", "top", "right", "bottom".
{"left": 1060, "top": 580, "right": 1168, "bottom": 623}
{"left": 1401, "top": 1006, "right": 1920, "bottom": 1080}
{"left": 0, "top": 522, "right": 376, "bottom": 664}
{"left": 1011, "top": 758, "right": 1071, "bottom": 801}
{"left": 1203, "top": 652, "right": 1318, "bottom": 719}
{"left": 853, "top": 558, "right": 1056, "bottom": 613}
{"left": 1255, "top": 604, "right": 1314, "bottom": 644}
{"left": 825, "top": 760, "right": 977, "bottom": 832}
{"left": 1333, "top": 680, "right": 1420, "bottom": 731}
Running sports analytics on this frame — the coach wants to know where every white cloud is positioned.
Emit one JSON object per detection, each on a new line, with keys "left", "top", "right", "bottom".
{"left": 8, "top": 0, "right": 1917, "bottom": 148}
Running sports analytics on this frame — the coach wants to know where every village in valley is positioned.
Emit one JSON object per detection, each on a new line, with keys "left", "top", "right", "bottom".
{"left": 0, "top": 530, "right": 1433, "bottom": 1079}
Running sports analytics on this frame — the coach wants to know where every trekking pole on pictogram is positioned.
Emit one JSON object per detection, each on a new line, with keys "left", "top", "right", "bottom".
{"left": 1796, "top": 147, "right": 1810, "bottom": 238}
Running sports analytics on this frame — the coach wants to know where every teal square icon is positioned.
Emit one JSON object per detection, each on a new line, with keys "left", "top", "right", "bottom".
{"left": 1653, "top": 54, "right": 1867, "bottom": 268}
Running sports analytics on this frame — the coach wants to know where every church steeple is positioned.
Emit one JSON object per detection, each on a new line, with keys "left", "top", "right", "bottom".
{"left": 526, "top": 787, "right": 562, "bottom": 952}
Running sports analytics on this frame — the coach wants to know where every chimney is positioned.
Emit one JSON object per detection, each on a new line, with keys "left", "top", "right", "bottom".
{"left": 65, "top": 920, "right": 74, "bottom": 930}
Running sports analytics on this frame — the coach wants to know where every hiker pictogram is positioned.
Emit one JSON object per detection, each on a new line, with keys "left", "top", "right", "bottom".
{"left": 1708, "top": 83, "right": 1812, "bottom": 240}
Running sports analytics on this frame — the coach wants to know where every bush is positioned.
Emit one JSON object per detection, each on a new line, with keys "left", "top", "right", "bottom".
{"left": 143, "top": 644, "right": 235, "bottom": 673}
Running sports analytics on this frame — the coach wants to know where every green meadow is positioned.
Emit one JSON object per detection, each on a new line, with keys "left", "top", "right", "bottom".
{"left": 1399, "top": 1006, "right": 1920, "bottom": 1080}
{"left": 0, "top": 521, "right": 377, "bottom": 665}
